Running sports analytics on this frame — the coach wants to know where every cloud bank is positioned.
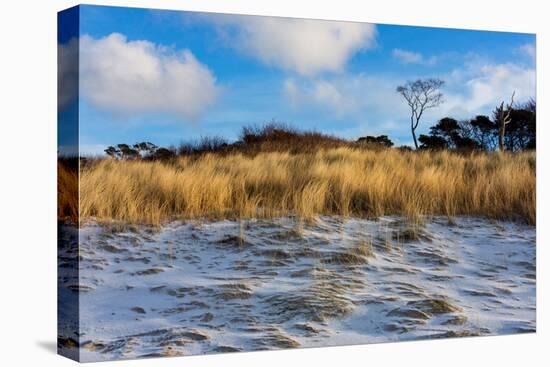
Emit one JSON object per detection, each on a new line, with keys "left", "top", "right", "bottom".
{"left": 444, "top": 62, "right": 535, "bottom": 117}
{"left": 78, "top": 33, "right": 219, "bottom": 119}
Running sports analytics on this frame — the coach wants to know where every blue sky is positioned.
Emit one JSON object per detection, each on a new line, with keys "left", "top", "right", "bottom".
{"left": 58, "top": 5, "right": 536, "bottom": 155}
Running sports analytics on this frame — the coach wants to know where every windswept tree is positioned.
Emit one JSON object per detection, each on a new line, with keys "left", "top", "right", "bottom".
{"left": 104, "top": 143, "right": 145, "bottom": 160}
{"left": 116, "top": 144, "right": 139, "bottom": 160}
{"left": 397, "top": 78, "right": 445, "bottom": 149}
{"left": 104, "top": 146, "right": 121, "bottom": 159}
{"left": 133, "top": 142, "right": 158, "bottom": 158}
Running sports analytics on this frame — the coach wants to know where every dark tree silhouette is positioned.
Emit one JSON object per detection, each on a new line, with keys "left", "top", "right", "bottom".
{"left": 116, "top": 144, "right": 139, "bottom": 160}
{"left": 418, "top": 134, "right": 448, "bottom": 150}
{"left": 356, "top": 135, "right": 394, "bottom": 147}
{"left": 419, "top": 117, "right": 481, "bottom": 151}
{"left": 104, "top": 146, "right": 120, "bottom": 159}
{"left": 150, "top": 147, "right": 175, "bottom": 160}
{"left": 105, "top": 142, "right": 157, "bottom": 160}
{"left": 493, "top": 99, "right": 536, "bottom": 151}
{"left": 468, "top": 115, "right": 498, "bottom": 151}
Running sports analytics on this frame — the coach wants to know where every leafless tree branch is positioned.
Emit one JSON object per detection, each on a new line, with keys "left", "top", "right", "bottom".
{"left": 397, "top": 78, "right": 445, "bottom": 149}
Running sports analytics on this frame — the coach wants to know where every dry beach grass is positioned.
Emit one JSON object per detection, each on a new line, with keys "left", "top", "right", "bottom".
{"left": 75, "top": 148, "right": 535, "bottom": 225}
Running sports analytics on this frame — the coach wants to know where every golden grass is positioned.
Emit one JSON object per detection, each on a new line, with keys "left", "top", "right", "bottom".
{"left": 77, "top": 148, "right": 535, "bottom": 225}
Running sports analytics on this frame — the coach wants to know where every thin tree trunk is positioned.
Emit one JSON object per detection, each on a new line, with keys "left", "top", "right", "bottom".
{"left": 411, "top": 117, "right": 419, "bottom": 149}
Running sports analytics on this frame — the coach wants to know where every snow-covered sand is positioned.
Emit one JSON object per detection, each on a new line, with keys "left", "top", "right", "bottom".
{"left": 58, "top": 216, "right": 536, "bottom": 361}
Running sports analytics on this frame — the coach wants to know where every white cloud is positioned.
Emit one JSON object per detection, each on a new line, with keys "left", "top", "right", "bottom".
{"left": 213, "top": 16, "right": 376, "bottom": 76}
{"left": 78, "top": 33, "right": 219, "bottom": 119}
{"left": 392, "top": 49, "right": 422, "bottom": 64}
{"left": 392, "top": 48, "right": 438, "bottom": 65}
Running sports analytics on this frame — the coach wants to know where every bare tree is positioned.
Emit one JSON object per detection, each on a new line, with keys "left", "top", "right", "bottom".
{"left": 397, "top": 78, "right": 445, "bottom": 149}
{"left": 495, "top": 91, "right": 515, "bottom": 152}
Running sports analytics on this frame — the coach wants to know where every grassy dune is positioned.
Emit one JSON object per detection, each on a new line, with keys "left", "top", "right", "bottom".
{"left": 77, "top": 148, "right": 535, "bottom": 225}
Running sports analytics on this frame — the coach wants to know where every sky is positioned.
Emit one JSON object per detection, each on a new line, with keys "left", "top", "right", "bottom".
{"left": 58, "top": 5, "right": 536, "bottom": 155}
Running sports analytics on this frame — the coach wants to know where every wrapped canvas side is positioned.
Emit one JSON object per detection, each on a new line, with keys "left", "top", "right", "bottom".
{"left": 57, "top": 5, "right": 80, "bottom": 362}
